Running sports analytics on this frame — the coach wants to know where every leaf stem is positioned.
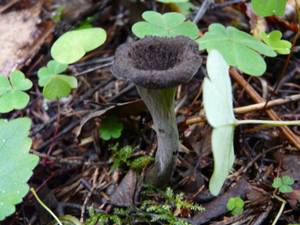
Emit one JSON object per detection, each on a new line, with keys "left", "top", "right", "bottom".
{"left": 237, "top": 120, "right": 300, "bottom": 127}
{"left": 271, "top": 195, "right": 286, "bottom": 225}
{"left": 30, "top": 188, "right": 63, "bottom": 225}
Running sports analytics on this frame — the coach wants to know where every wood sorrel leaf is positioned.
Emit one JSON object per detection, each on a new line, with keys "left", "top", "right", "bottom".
{"left": 99, "top": 115, "right": 124, "bottom": 141}
{"left": 261, "top": 30, "right": 291, "bottom": 54}
{"left": 51, "top": 28, "right": 107, "bottom": 64}
{"left": 197, "top": 23, "right": 276, "bottom": 76}
{"left": 132, "top": 11, "right": 199, "bottom": 39}
{"left": 0, "top": 118, "right": 39, "bottom": 221}
{"left": 0, "top": 71, "right": 32, "bottom": 113}
{"left": 251, "top": 0, "right": 287, "bottom": 17}
{"left": 37, "top": 60, "right": 77, "bottom": 100}
{"left": 203, "top": 50, "right": 236, "bottom": 195}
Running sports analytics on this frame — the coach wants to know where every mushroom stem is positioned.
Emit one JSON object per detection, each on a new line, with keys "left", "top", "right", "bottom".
{"left": 136, "top": 86, "right": 179, "bottom": 187}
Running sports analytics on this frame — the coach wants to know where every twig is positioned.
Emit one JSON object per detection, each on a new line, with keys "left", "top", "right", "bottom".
{"left": 193, "top": 0, "right": 214, "bottom": 24}
{"left": 271, "top": 195, "right": 286, "bottom": 225}
{"left": 211, "top": 0, "right": 246, "bottom": 9}
{"left": 230, "top": 68, "right": 300, "bottom": 150}
{"left": 186, "top": 93, "right": 300, "bottom": 125}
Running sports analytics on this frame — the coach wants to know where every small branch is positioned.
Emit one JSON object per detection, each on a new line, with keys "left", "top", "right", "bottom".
{"left": 271, "top": 195, "right": 286, "bottom": 225}
{"left": 186, "top": 93, "right": 300, "bottom": 125}
{"left": 230, "top": 68, "right": 300, "bottom": 150}
{"left": 193, "top": 0, "right": 214, "bottom": 24}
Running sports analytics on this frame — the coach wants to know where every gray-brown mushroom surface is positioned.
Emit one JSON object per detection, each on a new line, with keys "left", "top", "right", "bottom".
{"left": 112, "top": 36, "right": 201, "bottom": 187}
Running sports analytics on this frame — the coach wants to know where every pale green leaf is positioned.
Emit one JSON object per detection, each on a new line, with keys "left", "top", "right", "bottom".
{"left": 203, "top": 50, "right": 236, "bottom": 127}
{"left": 261, "top": 30, "right": 291, "bottom": 54}
{"left": 43, "top": 76, "right": 75, "bottom": 100}
{"left": 209, "top": 126, "right": 235, "bottom": 196}
{"left": 203, "top": 50, "right": 236, "bottom": 195}
{"left": 132, "top": 11, "right": 199, "bottom": 39}
{"left": 0, "top": 77, "right": 11, "bottom": 95}
{"left": 251, "top": 0, "right": 288, "bottom": 16}
{"left": 0, "top": 118, "right": 39, "bottom": 221}
{"left": 197, "top": 23, "right": 276, "bottom": 76}
{"left": 38, "top": 60, "right": 77, "bottom": 100}
{"left": 0, "top": 71, "right": 32, "bottom": 113}
{"left": 10, "top": 71, "right": 32, "bottom": 91}
{"left": 51, "top": 28, "right": 107, "bottom": 64}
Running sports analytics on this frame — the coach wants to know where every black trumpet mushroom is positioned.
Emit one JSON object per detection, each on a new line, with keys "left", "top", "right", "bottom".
{"left": 112, "top": 36, "right": 201, "bottom": 187}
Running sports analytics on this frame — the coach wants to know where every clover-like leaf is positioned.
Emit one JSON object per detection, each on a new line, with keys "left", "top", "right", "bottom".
{"left": 227, "top": 197, "right": 245, "bottom": 216}
{"left": 0, "top": 118, "right": 39, "bottom": 221}
{"left": 38, "top": 60, "right": 77, "bottom": 100}
{"left": 51, "top": 27, "right": 107, "bottom": 64}
{"left": 0, "top": 71, "right": 32, "bottom": 113}
{"left": 251, "top": 0, "right": 287, "bottom": 17}
{"left": 156, "top": 0, "right": 188, "bottom": 3}
{"left": 132, "top": 11, "right": 199, "bottom": 39}
{"left": 272, "top": 176, "right": 295, "bottom": 193}
{"left": 203, "top": 50, "right": 236, "bottom": 195}
{"left": 197, "top": 23, "right": 276, "bottom": 76}
{"left": 261, "top": 30, "right": 291, "bottom": 54}
{"left": 99, "top": 115, "right": 124, "bottom": 141}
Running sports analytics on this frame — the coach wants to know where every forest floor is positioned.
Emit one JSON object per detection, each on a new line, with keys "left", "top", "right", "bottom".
{"left": 1, "top": 0, "right": 300, "bottom": 224}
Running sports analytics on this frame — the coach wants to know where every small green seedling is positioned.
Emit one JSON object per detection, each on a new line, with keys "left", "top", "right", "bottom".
{"left": 129, "top": 155, "right": 153, "bottom": 170}
{"left": 203, "top": 50, "right": 300, "bottom": 195}
{"left": 156, "top": 0, "right": 189, "bottom": 3}
{"left": 0, "top": 118, "right": 39, "bottom": 221}
{"left": 261, "top": 30, "right": 292, "bottom": 55}
{"left": 86, "top": 208, "right": 122, "bottom": 225}
{"left": 38, "top": 60, "right": 77, "bottom": 100}
{"left": 111, "top": 145, "right": 134, "bottom": 170}
{"left": 197, "top": 23, "right": 276, "bottom": 76}
{"left": 132, "top": 11, "right": 199, "bottom": 39}
{"left": 0, "top": 70, "right": 32, "bottom": 113}
{"left": 99, "top": 115, "right": 124, "bottom": 141}
{"left": 142, "top": 187, "right": 203, "bottom": 225}
{"left": 51, "top": 27, "right": 107, "bottom": 64}
{"left": 251, "top": 0, "right": 287, "bottom": 17}
{"left": 272, "top": 176, "right": 295, "bottom": 193}
{"left": 227, "top": 197, "right": 245, "bottom": 216}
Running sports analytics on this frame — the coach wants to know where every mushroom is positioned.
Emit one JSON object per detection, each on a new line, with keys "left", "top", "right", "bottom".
{"left": 112, "top": 36, "right": 201, "bottom": 187}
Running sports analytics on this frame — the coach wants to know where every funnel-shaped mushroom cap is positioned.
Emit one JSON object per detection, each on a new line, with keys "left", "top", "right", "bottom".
{"left": 112, "top": 36, "right": 201, "bottom": 89}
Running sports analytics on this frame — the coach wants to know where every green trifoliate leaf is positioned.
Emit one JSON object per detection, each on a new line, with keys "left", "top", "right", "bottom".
{"left": 197, "top": 23, "right": 276, "bottom": 76}
{"left": 0, "top": 71, "right": 32, "bottom": 113}
{"left": 272, "top": 176, "right": 295, "bottom": 193}
{"left": 99, "top": 115, "right": 124, "bottom": 141}
{"left": 51, "top": 27, "right": 107, "bottom": 64}
{"left": 251, "top": 0, "right": 288, "bottom": 17}
{"left": 38, "top": 60, "right": 77, "bottom": 100}
{"left": 132, "top": 11, "right": 199, "bottom": 39}
{"left": 227, "top": 197, "right": 245, "bottom": 216}
{"left": 203, "top": 50, "right": 236, "bottom": 195}
{"left": 43, "top": 75, "right": 77, "bottom": 100}
{"left": 261, "top": 30, "right": 292, "bottom": 54}
{"left": 282, "top": 175, "right": 295, "bottom": 185}
{"left": 0, "top": 118, "right": 39, "bottom": 221}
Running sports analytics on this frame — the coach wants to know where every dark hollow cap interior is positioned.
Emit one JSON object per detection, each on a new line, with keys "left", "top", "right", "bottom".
{"left": 112, "top": 36, "right": 202, "bottom": 89}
